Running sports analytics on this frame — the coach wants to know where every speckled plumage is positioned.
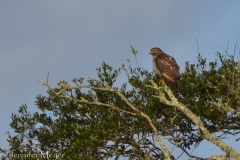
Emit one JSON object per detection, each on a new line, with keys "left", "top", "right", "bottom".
{"left": 149, "top": 47, "right": 181, "bottom": 92}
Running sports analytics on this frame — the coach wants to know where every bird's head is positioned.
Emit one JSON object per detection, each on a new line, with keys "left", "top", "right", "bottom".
{"left": 149, "top": 47, "right": 162, "bottom": 56}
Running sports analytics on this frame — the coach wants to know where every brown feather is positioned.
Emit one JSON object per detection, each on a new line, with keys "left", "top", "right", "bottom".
{"left": 150, "top": 47, "right": 181, "bottom": 92}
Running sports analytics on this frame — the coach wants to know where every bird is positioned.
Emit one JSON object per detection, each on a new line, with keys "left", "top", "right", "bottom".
{"left": 149, "top": 47, "right": 181, "bottom": 92}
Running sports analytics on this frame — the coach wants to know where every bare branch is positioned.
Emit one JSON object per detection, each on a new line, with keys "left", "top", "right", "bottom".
{"left": 166, "top": 129, "right": 204, "bottom": 160}
{"left": 221, "top": 39, "right": 229, "bottom": 57}
{"left": 234, "top": 37, "right": 239, "bottom": 57}
{"left": 196, "top": 38, "right": 200, "bottom": 54}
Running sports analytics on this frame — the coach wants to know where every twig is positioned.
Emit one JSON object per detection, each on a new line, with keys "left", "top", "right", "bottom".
{"left": 164, "top": 129, "right": 203, "bottom": 160}
{"left": 221, "top": 39, "right": 229, "bottom": 57}
{"left": 234, "top": 37, "right": 238, "bottom": 57}
{"left": 196, "top": 38, "right": 200, "bottom": 54}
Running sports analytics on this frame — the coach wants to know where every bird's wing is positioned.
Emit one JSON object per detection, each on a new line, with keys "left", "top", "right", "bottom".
{"left": 154, "top": 54, "right": 181, "bottom": 91}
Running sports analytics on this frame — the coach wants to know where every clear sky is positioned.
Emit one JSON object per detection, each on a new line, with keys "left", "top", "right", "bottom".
{"left": 1, "top": 1, "right": 240, "bottom": 159}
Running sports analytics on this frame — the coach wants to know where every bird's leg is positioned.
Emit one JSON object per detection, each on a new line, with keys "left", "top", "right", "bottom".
{"left": 159, "top": 79, "right": 165, "bottom": 86}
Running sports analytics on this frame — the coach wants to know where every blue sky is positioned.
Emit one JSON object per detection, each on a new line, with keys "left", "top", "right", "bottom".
{"left": 1, "top": 1, "right": 240, "bottom": 159}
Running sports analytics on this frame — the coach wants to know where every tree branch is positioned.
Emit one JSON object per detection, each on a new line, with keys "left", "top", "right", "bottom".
{"left": 148, "top": 80, "right": 240, "bottom": 160}
{"left": 87, "top": 78, "right": 172, "bottom": 159}
{"left": 40, "top": 76, "right": 172, "bottom": 160}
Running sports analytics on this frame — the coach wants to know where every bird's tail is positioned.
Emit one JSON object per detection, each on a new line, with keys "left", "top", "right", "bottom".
{"left": 163, "top": 78, "right": 185, "bottom": 98}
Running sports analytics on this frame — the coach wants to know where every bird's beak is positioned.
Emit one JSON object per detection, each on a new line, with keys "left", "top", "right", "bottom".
{"left": 149, "top": 50, "right": 153, "bottom": 55}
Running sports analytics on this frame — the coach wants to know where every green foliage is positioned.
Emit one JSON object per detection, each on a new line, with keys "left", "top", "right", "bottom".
{"left": 1, "top": 49, "right": 240, "bottom": 159}
{"left": 182, "top": 52, "right": 240, "bottom": 127}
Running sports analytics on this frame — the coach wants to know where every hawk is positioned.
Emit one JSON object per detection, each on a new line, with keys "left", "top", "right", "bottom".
{"left": 149, "top": 47, "right": 181, "bottom": 92}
